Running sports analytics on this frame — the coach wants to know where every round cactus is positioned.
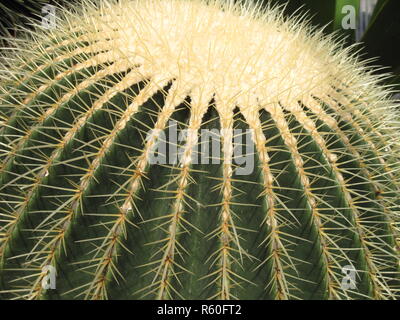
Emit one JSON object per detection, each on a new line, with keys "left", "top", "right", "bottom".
{"left": 0, "top": 0, "right": 399, "bottom": 300}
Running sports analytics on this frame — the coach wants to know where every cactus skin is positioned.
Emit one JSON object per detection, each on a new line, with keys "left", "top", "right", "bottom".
{"left": 0, "top": 0, "right": 399, "bottom": 300}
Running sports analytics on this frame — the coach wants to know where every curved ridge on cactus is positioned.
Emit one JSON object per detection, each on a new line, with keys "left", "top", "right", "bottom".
{"left": 0, "top": 0, "right": 399, "bottom": 300}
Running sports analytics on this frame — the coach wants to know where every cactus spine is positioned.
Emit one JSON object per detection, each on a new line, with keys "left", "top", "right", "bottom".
{"left": 0, "top": 0, "right": 399, "bottom": 300}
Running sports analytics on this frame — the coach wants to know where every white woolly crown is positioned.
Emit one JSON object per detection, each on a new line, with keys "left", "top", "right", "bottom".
{"left": 3, "top": 0, "right": 399, "bottom": 136}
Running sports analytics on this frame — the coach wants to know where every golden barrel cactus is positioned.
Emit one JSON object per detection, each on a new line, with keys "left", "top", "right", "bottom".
{"left": 0, "top": 0, "right": 399, "bottom": 299}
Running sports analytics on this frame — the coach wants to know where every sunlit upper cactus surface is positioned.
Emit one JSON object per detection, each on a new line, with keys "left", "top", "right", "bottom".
{"left": 0, "top": 0, "right": 399, "bottom": 300}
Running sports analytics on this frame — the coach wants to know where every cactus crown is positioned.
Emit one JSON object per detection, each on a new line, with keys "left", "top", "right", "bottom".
{"left": 0, "top": 0, "right": 399, "bottom": 300}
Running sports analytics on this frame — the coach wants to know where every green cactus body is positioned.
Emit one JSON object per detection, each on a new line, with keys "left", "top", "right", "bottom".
{"left": 0, "top": 0, "right": 399, "bottom": 300}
